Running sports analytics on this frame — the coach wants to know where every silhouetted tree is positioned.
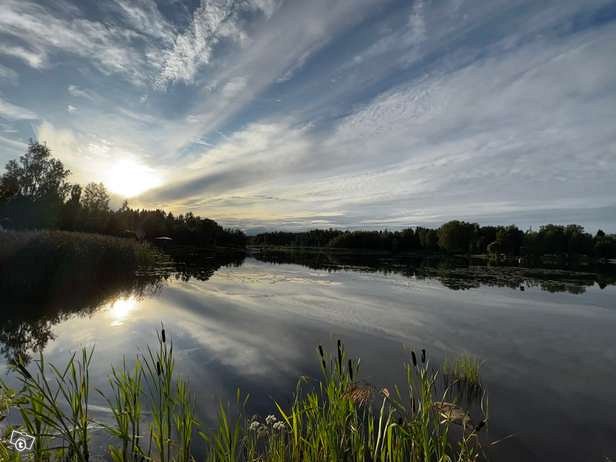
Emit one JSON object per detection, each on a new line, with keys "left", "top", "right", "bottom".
{"left": 438, "top": 221, "right": 477, "bottom": 254}
{"left": 82, "top": 182, "right": 110, "bottom": 213}
{"left": 0, "top": 142, "right": 71, "bottom": 228}
{"left": 1, "top": 142, "right": 71, "bottom": 200}
{"left": 0, "top": 145, "right": 246, "bottom": 248}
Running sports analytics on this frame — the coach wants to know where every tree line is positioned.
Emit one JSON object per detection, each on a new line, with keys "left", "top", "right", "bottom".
{"left": 0, "top": 142, "right": 246, "bottom": 248}
{"left": 251, "top": 221, "right": 616, "bottom": 259}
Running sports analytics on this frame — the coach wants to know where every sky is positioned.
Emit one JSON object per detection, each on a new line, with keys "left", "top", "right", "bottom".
{"left": 0, "top": 0, "right": 615, "bottom": 233}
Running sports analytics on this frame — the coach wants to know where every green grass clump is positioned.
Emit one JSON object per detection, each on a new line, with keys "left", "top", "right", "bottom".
{"left": 443, "top": 354, "right": 482, "bottom": 388}
{"left": 0, "top": 230, "right": 165, "bottom": 297}
{"left": 1, "top": 332, "right": 488, "bottom": 461}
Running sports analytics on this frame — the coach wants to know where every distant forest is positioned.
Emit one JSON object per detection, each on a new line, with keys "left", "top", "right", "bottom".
{"left": 0, "top": 142, "right": 246, "bottom": 248}
{"left": 252, "top": 223, "right": 616, "bottom": 259}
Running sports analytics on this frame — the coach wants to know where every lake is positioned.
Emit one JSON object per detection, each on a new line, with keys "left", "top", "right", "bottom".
{"left": 2, "top": 251, "right": 616, "bottom": 461}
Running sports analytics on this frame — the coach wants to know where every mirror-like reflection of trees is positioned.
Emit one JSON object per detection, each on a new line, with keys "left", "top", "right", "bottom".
{"left": 251, "top": 249, "right": 616, "bottom": 293}
{"left": 0, "top": 250, "right": 245, "bottom": 363}
{"left": 3, "top": 246, "right": 614, "bottom": 364}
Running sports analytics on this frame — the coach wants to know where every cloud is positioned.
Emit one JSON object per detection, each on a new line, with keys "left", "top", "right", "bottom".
{"left": 0, "top": 44, "right": 45, "bottom": 68}
{"left": 408, "top": 0, "right": 426, "bottom": 45}
{"left": 142, "top": 120, "right": 312, "bottom": 205}
{"left": 142, "top": 7, "right": 616, "bottom": 230}
{"left": 109, "top": 0, "right": 176, "bottom": 41}
{"left": 66, "top": 104, "right": 77, "bottom": 113}
{"left": 153, "top": 0, "right": 282, "bottom": 89}
{"left": 67, "top": 85, "right": 96, "bottom": 101}
{"left": 0, "top": 96, "right": 37, "bottom": 120}
{"left": 0, "top": 64, "right": 19, "bottom": 84}
{"left": 0, "top": 134, "right": 27, "bottom": 151}
{"left": 156, "top": 0, "right": 381, "bottom": 154}
{"left": 0, "top": 0, "right": 152, "bottom": 85}
{"left": 2, "top": 0, "right": 616, "bottom": 231}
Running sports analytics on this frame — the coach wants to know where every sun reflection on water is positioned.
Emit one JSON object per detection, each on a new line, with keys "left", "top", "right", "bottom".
{"left": 107, "top": 296, "right": 138, "bottom": 326}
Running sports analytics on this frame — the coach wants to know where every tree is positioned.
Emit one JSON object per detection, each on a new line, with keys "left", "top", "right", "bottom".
{"left": 81, "top": 182, "right": 110, "bottom": 213}
{"left": 0, "top": 142, "right": 70, "bottom": 201}
{"left": 416, "top": 227, "right": 439, "bottom": 250}
{"left": 492, "top": 225, "right": 524, "bottom": 255}
{"left": 0, "top": 142, "right": 71, "bottom": 228}
{"left": 60, "top": 184, "right": 83, "bottom": 231}
{"left": 438, "top": 221, "right": 477, "bottom": 253}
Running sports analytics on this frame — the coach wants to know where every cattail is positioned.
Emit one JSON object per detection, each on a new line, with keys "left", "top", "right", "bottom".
{"left": 348, "top": 359, "right": 354, "bottom": 381}
{"left": 318, "top": 345, "right": 326, "bottom": 371}
{"left": 161, "top": 329, "right": 166, "bottom": 344}
{"left": 18, "top": 363, "right": 33, "bottom": 380}
{"left": 156, "top": 361, "right": 161, "bottom": 376}
{"left": 421, "top": 349, "right": 426, "bottom": 364}
{"left": 411, "top": 351, "right": 417, "bottom": 367}
{"left": 337, "top": 340, "right": 343, "bottom": 373}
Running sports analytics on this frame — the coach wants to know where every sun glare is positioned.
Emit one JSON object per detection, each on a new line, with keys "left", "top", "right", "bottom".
{"left": 105, "top": 159, "right": 161, "bottom": 198}
{"left": 108, "top": 296, "right": 138, "bottom": 326}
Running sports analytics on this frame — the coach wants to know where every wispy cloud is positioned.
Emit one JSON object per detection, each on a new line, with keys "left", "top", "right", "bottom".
{"left": 0, "top": 95, "right": 37, "bottom": 120}
{"left": 0, "top": 64, "right": 19, "bottom": 84}
{"left": 67, "top": 85, "right": 96, "bottom": 101}
{"left": 1, "top": 0, "right": 615, "bottom": 230}
{"left": 0, "top": 44, "right": 45, "bottom": 68}
{"left": 144, "top": 1, "right": 616, "bottom": 230}
{"left": 0, "top": 0, "right": 151, "bottom": 84}
{"left": 153, "top": 0, "right": 248, "bottom": 89}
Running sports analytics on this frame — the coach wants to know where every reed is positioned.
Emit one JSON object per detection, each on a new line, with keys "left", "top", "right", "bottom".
{"left": 1, "top": 332, "right": 488, "bottom": 461}
{"left": 443, "top": 354, "right": 482, "bottom": 388}
{"left": 0, "top": 230, "right": 165, "bottom": 297}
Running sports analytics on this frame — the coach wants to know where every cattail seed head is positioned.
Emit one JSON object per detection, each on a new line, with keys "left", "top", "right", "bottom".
{"left": 337, "top": 340, "right": 343, "bottom": 373}
{"left": 411, "top": 351, "right": 417, "bottom": 367}
{"left": 156, "top": 361, "right": 161, "bottom": 376}
{"left": 18, "top": 363, "right": 33, "bottom": 380}
{"left": 161, "top": 329, "right": 166, "bottom": 344}
{"left": 348, "top": 359, "right": 354, "bottom": 381}
{"left": 318, "top": 345, "right": 324, "bottom": 359}
{"left": 421, "top": 349, "right": 426, "bottom": 364}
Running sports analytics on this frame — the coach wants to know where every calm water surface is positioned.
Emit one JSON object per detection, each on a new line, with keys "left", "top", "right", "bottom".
{"left": 2, "top": 255, "right": 616, "bottom": 461}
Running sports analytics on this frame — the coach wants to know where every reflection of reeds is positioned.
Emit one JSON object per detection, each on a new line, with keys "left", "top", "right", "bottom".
{"left": 1, "top": 336, "right": 489, "bottom": 461}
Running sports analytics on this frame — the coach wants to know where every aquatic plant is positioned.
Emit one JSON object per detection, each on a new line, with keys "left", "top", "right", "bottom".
{"left": 443, "top": 353, "right": 482, "bottom": 388}
{"left": 0, "top": 230, "right": 166, "bottom": 298}
{"left": 1, "top": 333, "right": 488, "bottom": 461}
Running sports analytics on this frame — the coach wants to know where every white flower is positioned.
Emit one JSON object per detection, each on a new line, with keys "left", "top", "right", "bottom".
{"left": 257, "top": 424, "right": 269, "bottom": 438}
{"left": 249, "top": 421, "right": 260, "bottom": 432}
{"left": 265, "top": 414, "right": 277, "bottom": 425}
{"left": 273, "top": 421, "right": 287, "bottom": 432}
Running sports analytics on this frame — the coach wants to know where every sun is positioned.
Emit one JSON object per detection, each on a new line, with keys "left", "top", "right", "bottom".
{"left": 105, "top": 159, "right": 161, "bottom": 198}
{"left": 108, "top": 296, "right": 138, "bottom": 326}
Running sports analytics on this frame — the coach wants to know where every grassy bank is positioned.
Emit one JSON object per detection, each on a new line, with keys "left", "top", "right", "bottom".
{"left": 0, "top": 331, "right": 487, "bottom": 461}
{"left": 0, "top": 230, "right": 166, "bottom": 299}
